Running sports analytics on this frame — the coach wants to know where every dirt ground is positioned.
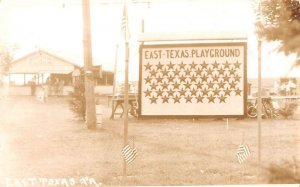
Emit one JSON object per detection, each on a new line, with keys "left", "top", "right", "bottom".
{"left": 0, "top": 96, "right": 299, "bottom": 186}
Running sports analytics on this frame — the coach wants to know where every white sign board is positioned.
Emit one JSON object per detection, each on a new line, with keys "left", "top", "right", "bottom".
{"left": 139, "top": 43, "right": 247, "bottom": 117}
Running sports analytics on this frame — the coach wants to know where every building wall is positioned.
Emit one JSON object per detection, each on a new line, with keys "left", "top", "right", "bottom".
{"left": 10, "top": 51, "right": 75, "bottom": 74}
{"left": 8, "top": 85, "right": 113, "bottom": 96}
{"left": 8, "top": 86, "right": 74, "bottom": 96}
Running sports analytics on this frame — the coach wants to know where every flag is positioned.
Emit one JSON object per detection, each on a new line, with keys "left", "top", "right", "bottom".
{"left": 236, "top": 144, "right": 250, "bottom": 164}
{"left": 122, "top": 144, "right": 137, "bottom": 164}
{"left": 121, "top": 1, "right": 130, "bottom": 42}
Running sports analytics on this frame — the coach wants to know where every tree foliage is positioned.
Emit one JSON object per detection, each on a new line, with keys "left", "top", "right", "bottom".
{"left": 259, "top": 0, "right": 300, "bottom": 65}
{"left": 0, "top": 45, "right": 17, "bottom": 74}
{"left": 69, "top": 71, "right": 86, "bottom": 121}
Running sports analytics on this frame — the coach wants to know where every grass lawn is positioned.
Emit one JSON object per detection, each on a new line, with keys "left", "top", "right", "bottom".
{"left": 0, "top": 96, "right": 299, "bottom": 186}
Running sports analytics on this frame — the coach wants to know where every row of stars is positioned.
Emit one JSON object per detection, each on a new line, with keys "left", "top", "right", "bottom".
{"left": 145, "top": 66, "right": 240, "bottom": 77}
{"left": 144, "top": 74, "right": 242, "bottom": 84}
{"left": 145, "top": 81, "right": 241, "bottom": 90}
{"left": 147, "top": 94, "right": 230, "bottom": 104}
{"left": 144, "top": 61, "right": 242, "bottom": 71}
{"left": 144, "top": 87, "right": 242, "bottom": 98}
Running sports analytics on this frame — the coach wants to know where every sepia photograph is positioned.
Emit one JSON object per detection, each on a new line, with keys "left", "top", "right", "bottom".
{"left": 0, "top": 0, "right": 299, "bottom": 186}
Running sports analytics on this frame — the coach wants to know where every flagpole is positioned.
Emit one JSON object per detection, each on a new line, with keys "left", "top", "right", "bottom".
{"left": 257, "top": 39, "right": 262, "bottom": 165}
{"left": 123, "top": 41, "right": 129, "bottom": 177}
{"left": 122, "top": 1, "right": 129, "bottom": 177}
{"left": 257, "top": 0, "right": 263, "bottom": 167}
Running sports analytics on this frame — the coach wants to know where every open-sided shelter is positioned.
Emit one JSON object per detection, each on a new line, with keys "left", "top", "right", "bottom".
{"left": 9, "top": 49, "right": 80, "bottom": 86}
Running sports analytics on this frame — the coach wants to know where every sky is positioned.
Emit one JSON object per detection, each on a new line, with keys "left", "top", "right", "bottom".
{"left": 0, "top": 0, "right": 299, "bottom": 80}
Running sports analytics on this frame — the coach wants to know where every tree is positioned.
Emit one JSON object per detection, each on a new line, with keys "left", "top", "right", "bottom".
{"left": 258, "top": 0, "right": 300, "bottom": 66}
{"left": 0, "top": 45, "right": 17, "bottom": 75}
{"left": 0, "top": 48, "right": 12, "bottom": 74}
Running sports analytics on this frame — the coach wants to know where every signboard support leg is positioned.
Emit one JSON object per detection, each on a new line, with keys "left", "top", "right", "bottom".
{"left": 226, "top": 118, "right": 229, "bottom": 130}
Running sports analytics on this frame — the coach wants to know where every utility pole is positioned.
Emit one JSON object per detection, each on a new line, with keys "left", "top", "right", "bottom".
{"left": 82, "top": 0, "right": 96, "bottom": 129}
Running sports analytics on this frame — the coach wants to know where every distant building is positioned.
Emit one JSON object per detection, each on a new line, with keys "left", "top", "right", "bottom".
{"left": 9, "top": 49, "right": 79, "bottom": 86}
{"left": 8, "top": 49, "right": 114, "bottom": 96}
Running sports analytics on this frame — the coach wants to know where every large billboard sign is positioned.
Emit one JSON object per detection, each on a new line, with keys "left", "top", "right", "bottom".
{"left": 139, "top": 43, "right": 247, "bottom": 117}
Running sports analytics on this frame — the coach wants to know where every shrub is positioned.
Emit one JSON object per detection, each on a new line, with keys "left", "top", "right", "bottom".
{"left": 69, "top": 76, "right": 86, "bottom": 121}
{"left": 267, "top": 159, "right": 300, "bottom": 183}
{"left": 279, "top": 100, "right": 298, "bottom": 119}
